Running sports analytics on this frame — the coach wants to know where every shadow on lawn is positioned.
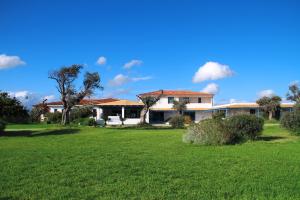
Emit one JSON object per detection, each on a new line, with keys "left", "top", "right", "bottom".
{"left": 257, "top": 136, "right": 286, "bottom": 141}
{"left": 0, "top": 129, "right": 80, "bottom": 137}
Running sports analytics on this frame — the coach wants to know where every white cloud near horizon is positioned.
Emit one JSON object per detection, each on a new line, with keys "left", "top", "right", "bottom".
{"left": 108, "top": 74, "right": 152, "bottom": 87}
{"left": 44, "top": 95, "right": 56, "bottom": 101}
{"left": 201, "top": 83, "right": 219, "bottom": 94}
{"left": 193, "top": 61, "right": 234, "bottom": 83}
{"left": 257, "top": 89, "right": 275, "bottom": 98}
{"left": 0, "top": 54, "right": 26, "bottom": 70}
{"left": 123, "top": 59, "right": 143, "bottom": 69}
{"left": 96, "top": 56, "right": 107, "bottom": 65}
{"left": 9, "top": 91, "right": 56, "bottom": 108}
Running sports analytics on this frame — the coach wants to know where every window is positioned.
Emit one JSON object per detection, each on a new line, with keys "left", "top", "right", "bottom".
{"left": 125, "top": 108, "right": 141, "bottom": 118}
{"left": 198, "top": 98, "right": 202, "bottom": 103}
{"left": 250, "top": 109, "right": 256, "bottom": 115}
{"left": 93, "top": 109, "right": 97, "bottom": 117}
{"left": 181, "top": 97, "right": 190, "bottom": 103}
{"left": 168, "top": 97, "right": 174, "bottom": 104}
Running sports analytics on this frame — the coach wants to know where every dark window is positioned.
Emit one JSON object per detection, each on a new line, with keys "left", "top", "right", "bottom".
{"left": 198, "top": 98, "right": 202, "bottom": 103}
{"left": 181, "top": 97, "right": 189, "bottom": 103}
{"left": 168, "top": 97, "right": 174, "bottom": 104}
{"left": 125, "top": 108, "right": 141, "bottom": 118}
{"left": 250, "top": 109, "right": 256, "bottom": 115}
{"left": 54, "top": 109, "right": 57, "bottom": 112}
{"left": 184, "top": 111, "right": 195, "bottom": 121}
{"left": 93, "top": 109, "right": 97, "bottom": 117}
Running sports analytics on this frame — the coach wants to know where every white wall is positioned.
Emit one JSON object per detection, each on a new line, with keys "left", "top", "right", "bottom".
{"left": 150, "top": 96, "right": 213, "bottom": 110}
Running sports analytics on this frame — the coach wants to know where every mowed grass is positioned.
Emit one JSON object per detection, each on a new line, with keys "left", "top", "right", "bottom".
{"left": 1, "top": 124, "right": 300, "bottom": 199}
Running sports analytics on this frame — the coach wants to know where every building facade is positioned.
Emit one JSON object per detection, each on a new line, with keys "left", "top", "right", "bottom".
{"left": 46, "top": 90, "right": 294, "bottom": 125}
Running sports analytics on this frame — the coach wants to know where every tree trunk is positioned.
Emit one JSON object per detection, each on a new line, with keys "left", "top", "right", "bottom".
{"left": 268, "top": 111, "right": 272, "bottom": 120}
{"left": 140, "top": 108, "right": 148, "bottom": 124}
{"left": 61, "top": 108, "right": 70, "bottom": 125}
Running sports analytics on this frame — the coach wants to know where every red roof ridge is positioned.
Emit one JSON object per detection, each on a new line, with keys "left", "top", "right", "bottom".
{"left": 138, "top": 89, "right": 213, "bottom": 97}
{"left": 46, "top": 98, "right": 119, "bottom": 106}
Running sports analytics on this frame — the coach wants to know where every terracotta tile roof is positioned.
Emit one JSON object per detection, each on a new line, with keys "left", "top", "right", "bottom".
{"left": 99, "top": 100, "right": 144, "bottom": 106}
{"left": 138, "top": 90, "right": 213, "bottom": 97}
{"left": 47, "top": 98, "right": 118, "bottom": 106}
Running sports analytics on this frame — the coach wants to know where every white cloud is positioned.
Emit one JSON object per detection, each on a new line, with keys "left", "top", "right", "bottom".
{"left": 9, "top": 91, "right": 56, "bottom": 108}
{"left": 13, "top": 91, "right": 29, "bottom": 98}
{"left": 44, "top": 95, "right": 55, "bottom": 101}
{"left": 201, "top": 83, "right": 219, "bottom": 94}
{"left": 96, "top": 56, "right": 107, "bottom": 65}
{"left": 108, "top": 74, "right": 130, "bottom": 86}
{"left": 193, "top": 61, "right": 234, "bottom": 83}
{"left": 229, "top": 98, "right": 243, "bottom": 104}
{"left": 132, "top": 76, "right": 152, "bottom": 81}
{"left": 257, "top": 89, "right": 275, "bottom": 98}
{"left": 0, "top": 54, "right": 26, "bottom": 70}
{"left": 123, "top": 59, "right": 143, "bottom": 69}
{"left": 108, "top": 74, "right": 152, "bottom": 87}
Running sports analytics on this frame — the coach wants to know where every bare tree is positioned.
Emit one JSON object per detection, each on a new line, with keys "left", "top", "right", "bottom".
{"left": 137, "top": 91, "right": 163, "bottom": 124}
{"left": 49, "top": 64, "right": 103, "bottom": 125}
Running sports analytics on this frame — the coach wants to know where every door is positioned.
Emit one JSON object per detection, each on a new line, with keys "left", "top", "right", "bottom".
{"left": 150, "top": 111, "right": 165, "bottom": 123}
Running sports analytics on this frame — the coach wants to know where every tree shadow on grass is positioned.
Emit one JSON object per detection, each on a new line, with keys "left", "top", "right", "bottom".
{"left": 0, "top": 129, "right": 80, "bottom": 137}
{"left": 256, "top": 136, "right": 286, "bottom": 141}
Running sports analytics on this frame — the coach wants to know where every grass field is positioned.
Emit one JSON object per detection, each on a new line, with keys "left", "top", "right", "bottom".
{"left": 1, "top": 123, "right": 300, "bottom": 199}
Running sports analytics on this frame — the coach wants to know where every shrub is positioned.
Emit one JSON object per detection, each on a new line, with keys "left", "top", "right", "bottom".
{"left": 0, "top": 119, "right": 6, "bottom": 134}
{"left": 45, "top": 112, "right": 62, "bottom": 124}
{"left": 183, "top": 115, "right": 192, "bottom": 124}
{"left": 183, "top": 115, "right": 264, "bottom": 145}
{"left": 183, "top": 119, "right": 231, "bottom": 145}
{"left": 169, "top": 115, "right": 185, "bottom": 128}
{"left": 70, "top": 106, "right": 93, "bottom": 122}
{"left": 212, "top": 111, "right": 225, "bottom": 120}
{"left": 78, "top": 118, "right": 96, "bottom": 126}
{"left": 225, "top": 114, "right": 264, "bottom": 140}
{"left": 280, "top": 110, "right": 300, "bottom": 134}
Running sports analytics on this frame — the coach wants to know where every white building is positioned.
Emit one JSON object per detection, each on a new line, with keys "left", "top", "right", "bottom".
{"left": 46, "top": 90, "right": 294, "bottom": 125}
{"left": 137, "top": 90, "right": 214, "bottom": 123}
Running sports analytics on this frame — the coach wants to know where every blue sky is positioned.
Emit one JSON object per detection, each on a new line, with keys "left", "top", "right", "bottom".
{"left": 0, "top": 0, "right": 300, "bottom": 106}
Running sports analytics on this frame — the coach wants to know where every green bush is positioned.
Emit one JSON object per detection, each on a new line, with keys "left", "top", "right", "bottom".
{"left": 0, "top": 119, "right": 6, "bottom": 134}
{"left": 183, "top": 119, "right": 231, "bottom": 145}
{"left": 70, "top": 107, "right": 93, "bottom": 122}
{"left": 183, "top": 115, "right": 264, "bottom": 145}
{"left": 169, "top": 115, "right": 185, "bottom": 128}
{"left": 77, "top": 118, "right": 96, "bottom": 126}
{"left": 45, "top": 112, "right": 62, "bottom": 124}
{"left": 225, "top": 114, "right": 264, "bottom": 141}
{"left": 212, "top": 111, "right": 225, "bottom": 120}
{"left": 280, "top": 110, "right": 300, "bottom": 135}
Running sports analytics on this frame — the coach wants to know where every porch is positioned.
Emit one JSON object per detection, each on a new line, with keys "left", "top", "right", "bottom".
{"left": 99, "top": 100, "right": 144, "bottom": 125}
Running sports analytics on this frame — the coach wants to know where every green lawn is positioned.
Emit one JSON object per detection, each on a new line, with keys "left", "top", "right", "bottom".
{"left": 0, "top": 124, "right": 300, "bottom": 199}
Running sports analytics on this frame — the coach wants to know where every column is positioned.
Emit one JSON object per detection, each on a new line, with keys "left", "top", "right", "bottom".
{"left": 121, "top": 106, "right": 125, "bottom": 118}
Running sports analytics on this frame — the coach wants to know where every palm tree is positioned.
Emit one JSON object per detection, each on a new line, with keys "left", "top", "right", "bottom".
{"left": 137, "top": 92, "right": 163, "bottom": 124}
{"left": 173, "top": 100, "right": 187, "bottom": 115}
{"left": 256, "top": 96, "right": 281, "bottom": 120}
